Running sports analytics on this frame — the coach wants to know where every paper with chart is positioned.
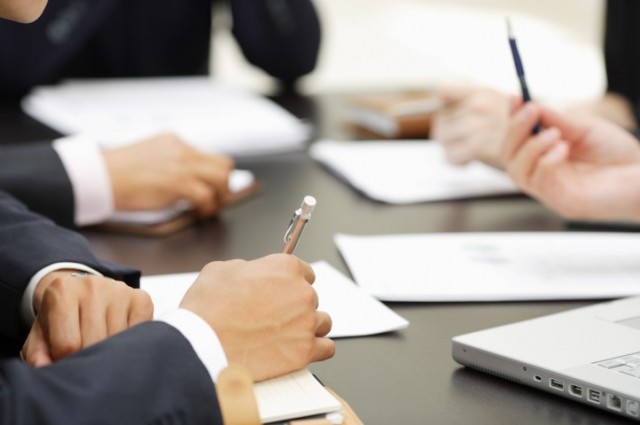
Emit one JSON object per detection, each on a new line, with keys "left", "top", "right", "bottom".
{"left": 141, "top": 261, "right": 409, "bottom": 338}
{"left": 22, "top": 77, "right": 309, "bottom": 157}
{"left": 335, "top": 232, "right": 640, "bottom": 302}
{"left": 310, "top": 140, "right": 518, "bottom": 203}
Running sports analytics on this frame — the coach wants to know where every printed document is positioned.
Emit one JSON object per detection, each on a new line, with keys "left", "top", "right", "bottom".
{"left": 310, "top": 140, "right": 518, "bottom": 203}
{"left": 335, "top": 232, "right": 640, "bottom": 301}
{"left": 22, "top": 77, "right": 309, "bottom": 157}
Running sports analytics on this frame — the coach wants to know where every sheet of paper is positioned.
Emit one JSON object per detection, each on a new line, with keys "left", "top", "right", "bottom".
{"left": 106, "top": 169, "right": 255, "bottom": 225}
{"left": 253, "top": 368, "right": 342, "bottom": 423}
{"left": 22, "top": 77, "right": 310, "bottom": 157}
{"left": 335, "top": 232, "right": 640, "bottom": 302}
{"left": 310, "top": 140, "right": 518, "bottom": 203}
{"left": 141, "top": 261, "right": 409, "bottom": 338}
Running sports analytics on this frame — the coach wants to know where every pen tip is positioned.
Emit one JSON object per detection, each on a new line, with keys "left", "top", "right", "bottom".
{"left": 506, "top": 16, "right": 513, "bottom": 37}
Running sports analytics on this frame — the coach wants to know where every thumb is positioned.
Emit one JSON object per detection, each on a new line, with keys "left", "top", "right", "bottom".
{"left": 22, "top": 321, "right": 53, "bottom": 367}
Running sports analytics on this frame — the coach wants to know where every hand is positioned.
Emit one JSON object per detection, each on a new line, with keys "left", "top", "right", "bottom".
{"left": 502, "top": 102, "right": 640, "bottom": 222}
{"left": 103, "top": 133, "right": 235, "bottom": 218}
{"left": 180, "top": 254, "right": 335, "bottom": 382}
{"left": 431, "top": 86, "right": 517, "bottom": 169}
{"left": 22, "top": 271, "right": 154, "bottom": 367}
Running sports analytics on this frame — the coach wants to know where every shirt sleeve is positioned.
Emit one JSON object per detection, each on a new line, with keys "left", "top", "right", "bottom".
{"left": 21, "top": 262, "right": 103, "bottom": 326}
{"left": 158, "top": 309, "right": 229, "bottom": 383}
{"left": 52, "top": 135, "right": 115, "bottom": 226}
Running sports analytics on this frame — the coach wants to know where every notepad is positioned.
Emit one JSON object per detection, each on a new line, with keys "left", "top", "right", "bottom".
{"left": 141, "top": 261, "right": 409, "bottom": 338}
{"left": 310, "top": 140, "right": 518, "bottom": 203}
{"left": 254, "top": 368, "right": 342, "bottom": 423}
{"left": 22, "top": 77, "right": 310, "bottom": 157}
{"left": 335, "top": 232, "right": 640, "bottom": 302}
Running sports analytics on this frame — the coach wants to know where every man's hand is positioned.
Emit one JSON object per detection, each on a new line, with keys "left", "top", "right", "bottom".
{"left": 22, "top": 271, "right": 154, "bottom": 367}
{"left": 180, "top": 254, "right": 335, "bottom": 382}
{"left": 104, "top": 133, "right": 234, "bottom": 218}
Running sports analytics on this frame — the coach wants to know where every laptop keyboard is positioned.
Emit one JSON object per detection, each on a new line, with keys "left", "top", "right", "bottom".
{"left": 597, "top": 352, "right": 640, "bottom": 378}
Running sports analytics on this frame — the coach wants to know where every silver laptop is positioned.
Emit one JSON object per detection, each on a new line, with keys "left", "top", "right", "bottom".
{"left": 452, "top": 296, "right": 640, "bottom": 421}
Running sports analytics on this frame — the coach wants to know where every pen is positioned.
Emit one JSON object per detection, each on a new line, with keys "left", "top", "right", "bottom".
{"left": 282, "top": 195, "right": 316, "bottom": 254}
{"left": 506, "top": 17, "right": 541, "bottom": 133}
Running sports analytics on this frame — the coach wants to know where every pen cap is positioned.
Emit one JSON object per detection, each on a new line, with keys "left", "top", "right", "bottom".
{"left": 299, "top": 196, "right": 316, "bottom": 219}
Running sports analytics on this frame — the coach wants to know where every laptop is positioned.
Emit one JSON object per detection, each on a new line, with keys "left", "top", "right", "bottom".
{"left": 452, "top": 296, "right": 640, "bottom": 421}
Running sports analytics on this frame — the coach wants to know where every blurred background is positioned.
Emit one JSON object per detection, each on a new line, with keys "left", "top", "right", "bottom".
{"left": 212, "top": 0, "right": 606, "bottom": 107}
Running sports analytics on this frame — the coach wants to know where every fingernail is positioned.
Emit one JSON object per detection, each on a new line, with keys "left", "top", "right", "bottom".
{"left": 539, "top": 127, "right": 560, "bottom": 142}
{"left": 516, "top": 103, "right": 535, "bottom": 120}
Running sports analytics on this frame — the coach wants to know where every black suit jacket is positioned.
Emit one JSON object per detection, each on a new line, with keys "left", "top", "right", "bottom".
{"left": 0, "top": 191, "right": 139, "bottom": 343}
{"left": 0, "top": 0, "right": 321, "bottom": 96}
{"left": 1, "top": 321, "right": 223, "bottom": 425}
{"left": 0, "top": 142, "right": 75, "bottom": 228}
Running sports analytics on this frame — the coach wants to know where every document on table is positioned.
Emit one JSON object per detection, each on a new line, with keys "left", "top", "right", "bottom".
{"left": 22, "top": 77, "right": 310, "bottom": 157}
{"left": 335, "top": 232, "right": 640, "bottom": 302}
{"left": 107, "top": 169, "right": 256, "bottom": 225}
{"left": 310, "top": 139, "right": 518, "bottom": 203}
{"left": 141, "top": 261, "right": 409, "bottom": 338}
{"left": 141, "top": 261, "right": 407, "bottom": 422}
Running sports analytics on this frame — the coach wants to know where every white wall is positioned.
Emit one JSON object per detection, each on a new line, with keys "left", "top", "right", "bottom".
{"left": 212, "top": 0, "right": 605, "bottom": 105}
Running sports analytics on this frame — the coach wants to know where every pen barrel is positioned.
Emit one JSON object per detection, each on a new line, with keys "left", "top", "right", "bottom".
{"left": 282, "top": 218, "right": 308, "bottom": 254}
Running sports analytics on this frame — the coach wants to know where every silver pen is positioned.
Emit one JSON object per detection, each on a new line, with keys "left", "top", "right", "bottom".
{"left": 282, "top": 196, "right": 316, "bottom": 254}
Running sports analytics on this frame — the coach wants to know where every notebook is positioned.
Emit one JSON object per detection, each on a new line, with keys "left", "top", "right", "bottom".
{"left": 452, "top": 296, "right": 640, "bottom": 421}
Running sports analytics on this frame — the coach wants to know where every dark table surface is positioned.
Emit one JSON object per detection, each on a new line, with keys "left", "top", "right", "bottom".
{"left": 0, "top": 93, "right": 632, "bottom": 425}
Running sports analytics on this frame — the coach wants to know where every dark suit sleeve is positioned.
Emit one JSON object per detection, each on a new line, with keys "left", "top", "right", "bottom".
{"left": 0, "top": 191, "right": 140, "bottom": 342}
{"left": 604, "top": 0, "right": 640, "bottom": 125}
{"left": 230, "top": 0, "right": 321, "bottom": 85}
{"left": 0, "top": 142, "right": 75, "bottom": 228}
{"left": 0, "top": 321, "right": 223, "bottom": 425}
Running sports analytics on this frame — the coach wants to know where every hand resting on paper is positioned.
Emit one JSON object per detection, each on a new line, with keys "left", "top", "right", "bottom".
{"left": 104, "top": 133, "right": 235, "bottom": 218}
{"left": 180, "top": 254, "right": 336, "bottom": 382}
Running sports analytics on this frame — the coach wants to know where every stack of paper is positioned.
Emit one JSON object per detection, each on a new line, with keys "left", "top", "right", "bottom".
{"left": 22, "top": 77, "right": 310, "bottom": 157}
{"left": 310, "top": 139, "right": 518, "bottom": 203}
{"left": 335, "top": 232, "right": 640, "bottom": 302}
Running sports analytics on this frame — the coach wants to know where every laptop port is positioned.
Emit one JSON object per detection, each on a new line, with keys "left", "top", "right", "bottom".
{"left": 569, "top": 385, "right": 583, "bottom": 397}
{"left": 588, "top": 389, "right": 601, "bottom": 404}
{"left": 607, "top": 394, "right": 622, "bottom": 411}
{"left": 549, "top": 378, "right": 564, "bottom": 391}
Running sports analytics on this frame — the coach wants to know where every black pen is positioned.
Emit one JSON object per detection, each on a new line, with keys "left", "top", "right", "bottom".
{"left": 506, "top": 17, "right": 541, "bottom": 133}
{"left": 282, "top": 196, "right": 316, "bottom": 254}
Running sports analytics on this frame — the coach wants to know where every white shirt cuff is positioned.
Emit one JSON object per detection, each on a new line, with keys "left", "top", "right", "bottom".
{"left": 21, "top": 263, "right": 103, "bottom": 326}
{"left": 53, "top": 135, "right": 114, "bottom": 226}
{"left": 159, "top": 309, "right": 228, "bottom": 383}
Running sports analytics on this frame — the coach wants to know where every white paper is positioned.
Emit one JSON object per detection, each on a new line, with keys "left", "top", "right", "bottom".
{"left": 310, "top": 140, "right": 518, "bottom": 203}
{"left": 22, "top": 77, "right": 310, "bottom": 157}
{"left": 141, "top": 261, "right": 409, "bottom": 338}
{"left": 335, "top": 232, "right": 640, "bottom": 302}
{"left": 106, "top": 169, "right": 255, "bottom": 225}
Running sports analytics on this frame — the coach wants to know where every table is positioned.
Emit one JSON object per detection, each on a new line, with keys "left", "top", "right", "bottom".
{"left": 0, "top": 95, "right": 630, "bottom": 424}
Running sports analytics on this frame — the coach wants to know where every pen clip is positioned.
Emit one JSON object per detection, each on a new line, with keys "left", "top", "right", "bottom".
{"left": 283, "top": 212, "right": 298, "bottom": 245}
